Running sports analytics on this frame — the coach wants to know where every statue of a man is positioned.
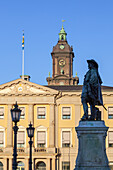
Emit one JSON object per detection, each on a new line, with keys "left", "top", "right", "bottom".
{"left": 81, "top": 59, "right": 103, "bottom": 120}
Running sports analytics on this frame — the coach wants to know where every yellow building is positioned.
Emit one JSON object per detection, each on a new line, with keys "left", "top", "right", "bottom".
{"left": 0, "top": 26, "right": 113, "bottom": 170}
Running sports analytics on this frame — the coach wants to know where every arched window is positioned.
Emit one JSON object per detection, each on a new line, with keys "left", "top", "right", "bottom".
{"left": 17, "top": 161, "right": 25, "bottom": 170}
{"left": 36, "top": 161, "right": 46, "bottom": 170}
{"left": 0, "top": 162, "right": 3, "bottom": 170}
{"left": 61, "top": 35, "right": 64, "bottom": 40}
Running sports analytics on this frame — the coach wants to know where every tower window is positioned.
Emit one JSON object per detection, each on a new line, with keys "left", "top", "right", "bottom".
{"left": 61, "top": 35, "right": 64, "bottom": 40}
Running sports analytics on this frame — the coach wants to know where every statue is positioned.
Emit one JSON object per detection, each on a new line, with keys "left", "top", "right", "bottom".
{"left": 81, "top": 59, "right": 106, "bottom": 121}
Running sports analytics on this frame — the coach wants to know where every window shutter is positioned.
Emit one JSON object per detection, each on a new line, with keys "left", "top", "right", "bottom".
{"left": 62, "top": 131, "right": 70, "bottom": 144}
{"left": 37, "top": 107, "right": 46, "bottom": 116}
{"left": 108, "top": 107, "right": 113, "bottom": 115}
{"left": 20, "top": 107, "right": 25, "bottom": 116}
{"left": 37, "top": 131, "right": 46, "bottom": 144}
{"left": 0, "top": 132, "right": 4, "bottom": 144}
{"left": 0, "top": 107, "right": 4, "bottom": 116}
{"left": 62, "top": 107, "right": 71, "bottom": 115}
{"left": 17, "top": 131, "right": 25, "bottom": 144}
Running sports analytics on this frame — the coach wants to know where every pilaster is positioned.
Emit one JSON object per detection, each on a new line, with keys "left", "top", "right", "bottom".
{"left": 28, "top": 104, "right": 34, "bottom": 124}
{"left": 55, "top": 104, "right": 58, "bottom": 147}
{"left": 4, "top": 158, "right": 7, "bottom": 170}
{"left": 25, "top": 158, "right": 29, "bottom": 170}
{"left": 47, "top": 158, "right": 50, "bottom": 169}
{"left": 7, "top": 105, "right": 13, "bottom": 147}
{"left": 49, "top": 104, "right": 55, "bottom": 147}
{"left": 52, "top": 158, "right": 55, "bottom": 170}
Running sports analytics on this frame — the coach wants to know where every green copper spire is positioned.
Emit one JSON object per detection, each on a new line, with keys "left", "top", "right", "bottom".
{"left": 59, "top": 21, "right": 67, "bottom": 41}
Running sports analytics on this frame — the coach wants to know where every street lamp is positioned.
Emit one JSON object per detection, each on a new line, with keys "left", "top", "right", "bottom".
{"left": 27, "top": 122, "right": 35, "bottom": 170}
{"left": 11, "top": 102, "right": 21, "bottom": 170}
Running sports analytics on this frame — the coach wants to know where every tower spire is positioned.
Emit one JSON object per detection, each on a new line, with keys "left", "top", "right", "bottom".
{"left": 59, "top": 20, "right": 67, "bottom": 41}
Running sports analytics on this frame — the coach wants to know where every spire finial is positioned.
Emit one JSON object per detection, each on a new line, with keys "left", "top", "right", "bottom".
{"left": 49, "top": 72, "right": 50, "bottom": 77}
{"left": 62, "top": 20, "right": 65, "bottom": 28}
{"left": 59, "top": 20, "right": 67, "bottom": 41}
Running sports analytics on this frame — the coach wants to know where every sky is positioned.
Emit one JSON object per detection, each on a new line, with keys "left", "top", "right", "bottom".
{"left": 0, "top": 0, "right": 113, "bottom": 86}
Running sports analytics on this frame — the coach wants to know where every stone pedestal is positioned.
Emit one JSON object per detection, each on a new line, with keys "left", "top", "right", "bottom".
{"left": 75, "top": 121, "right": 110, "bottom": 170}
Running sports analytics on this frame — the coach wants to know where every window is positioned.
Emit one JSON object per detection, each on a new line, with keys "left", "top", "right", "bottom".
{"left": 109, "top": 165, "right": 113, "bottom": 170}
{"left": 0, "top": 107, "right": 4, "bottom": 119}
{"left": 19, "top": 107, "right": 25, "bottom": 119}
{"left": 62, "top": 107, "right": 71, "bottom": 119}
{"left": 17, "top": 131, "right": 25, "bottom": 148}
{"left": 37, "top": 107, "right": 46, "bottom": 119}
{"left": 62, "top": 162, "right": 70, "bottom": 170}
{"left": 0, "top": 162, "right": 3, "bottom": 170}
{"left": 108, "top": 132, "right": 113, "bottom": 147}
{"left": 36, "top": 161, "right": 46, "bottom": 170}
{"left": 108, "top": 107, "right": 113, "bottom": 119}
{"left": 17, "top": 161, "right": 25, "bottom": 170}
{"left": 61, "top": 35, "right": 64, "bottom": 40}
{"left": 62, "top": 131, "right": 70, "bottom": 147}
{"left": 0, "top": 132, "right": 4, "bottom": 147}
{"left": 37, "top": 131, "right": 46, "bottom": 147}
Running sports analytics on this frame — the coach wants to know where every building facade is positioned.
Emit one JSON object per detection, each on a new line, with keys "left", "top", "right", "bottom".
{"left": 0, "top": 27, "right": 113, "bottom": 170}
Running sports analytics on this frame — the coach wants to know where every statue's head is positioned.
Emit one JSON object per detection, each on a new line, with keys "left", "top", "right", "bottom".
{"left": 87, "top": 59, "right": 98, "bottom": 69}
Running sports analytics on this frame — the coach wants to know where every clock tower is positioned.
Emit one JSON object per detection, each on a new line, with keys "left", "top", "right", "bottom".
{"left": 46, "top": 25, "right": 79, "bottom": 85}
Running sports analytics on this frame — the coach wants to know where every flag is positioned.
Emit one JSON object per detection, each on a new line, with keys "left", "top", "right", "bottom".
{"left": 22, "top": 31, "right": 24, "bottom": 50}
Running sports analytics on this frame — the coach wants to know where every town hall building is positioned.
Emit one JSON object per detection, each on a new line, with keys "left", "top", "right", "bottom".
{"left": 0, "top": 26, "right": 113, "bottom": 170}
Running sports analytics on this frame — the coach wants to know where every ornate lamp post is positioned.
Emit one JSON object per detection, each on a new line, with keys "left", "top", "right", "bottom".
{"left": 11, "top": 102, "right": 21, "bottom": 170}
{"left": 27, "top": 122, "right": 35, "bottom": 170}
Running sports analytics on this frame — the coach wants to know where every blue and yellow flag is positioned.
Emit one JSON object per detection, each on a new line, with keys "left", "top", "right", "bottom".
{"left": 22, "top": 31, "right": 24, "bottom": 50}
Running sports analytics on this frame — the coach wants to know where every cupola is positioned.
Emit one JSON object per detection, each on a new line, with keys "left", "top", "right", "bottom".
{"left": 59, "top": 25, "right": 67, "bottom": 41}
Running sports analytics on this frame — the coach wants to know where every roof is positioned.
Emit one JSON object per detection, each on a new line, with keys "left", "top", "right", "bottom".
{"left": 45, "top": 85, "right": 113, "bottom": 92}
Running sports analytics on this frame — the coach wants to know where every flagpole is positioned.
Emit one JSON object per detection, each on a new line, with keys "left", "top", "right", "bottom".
{"left": 22, "top": 30, "right": 24, "bottom": 80}
{"left": 22, "top": 48, "right": 24, "bottom": 80}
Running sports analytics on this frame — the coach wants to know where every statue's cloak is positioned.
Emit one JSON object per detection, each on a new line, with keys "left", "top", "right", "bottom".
{"left": 81, "top": 68, "right": 103, "bottom": 105}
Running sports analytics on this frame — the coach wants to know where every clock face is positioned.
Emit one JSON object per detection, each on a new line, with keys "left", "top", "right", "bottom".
{"left": 59, "top": 59, "right": 65, "bottom": 66}
{"left": 18, "top": 86, "right": 23, "bottom": 91}
{"left": 60, "top": 45, "right": 65, "bottom": 49}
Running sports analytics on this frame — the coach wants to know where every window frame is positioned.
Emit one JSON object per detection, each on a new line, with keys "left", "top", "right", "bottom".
{"left": 37, "top": 106, "right": 46, "bottom": 119}
{"left": 19, "top": 106, "right": 25, "bottom": 119}
{"left": 61, "top": 106, "right": 71, "bottom": 120}
{"left": 108, "top": 107, "right": 113, "bottom": 119}
{"left": 17, "top": 126, "right": 26, "bottom": 148}
{"left": 61, "top": 129, "right": 72, "bottom": 148}
{"left": 0, "top": 107, "right": 4, "bottom": 119}
{"left": 36, "top": 127, "right": 47, "bottom": 148}
{"left": 37, "top": 131, "right": 46, "bottom": 148}
{"left": 62, "top": 161, "right": 70, "bottom": 170}
{"left": 108, "top": 131, "right": 113, "bottom": 147}
{"left": 0, "top": 127, "right": 5, "bottom": 148}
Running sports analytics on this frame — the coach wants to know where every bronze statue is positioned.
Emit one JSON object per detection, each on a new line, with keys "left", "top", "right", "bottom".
{"left": 81, "top": 59, "right": 105, "bottom": 121}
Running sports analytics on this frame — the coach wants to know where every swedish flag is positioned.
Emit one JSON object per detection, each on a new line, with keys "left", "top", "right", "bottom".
{"left": 22, "top": 31, "right": 24, "bottom": 50}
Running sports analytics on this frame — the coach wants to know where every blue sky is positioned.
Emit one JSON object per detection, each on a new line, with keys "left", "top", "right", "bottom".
{"left": 0, "top": 0, "right": 113, "bottom": 86}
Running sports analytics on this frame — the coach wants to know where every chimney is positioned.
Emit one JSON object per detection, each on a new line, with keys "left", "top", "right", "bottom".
{"left": 20, "top": 75, "right": 31, "bottom": 81}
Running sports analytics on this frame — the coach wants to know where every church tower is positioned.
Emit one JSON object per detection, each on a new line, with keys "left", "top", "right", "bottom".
{"left": 46, "top": 25, "right": 79, "bottom": 85}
